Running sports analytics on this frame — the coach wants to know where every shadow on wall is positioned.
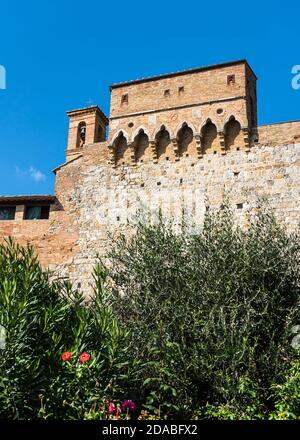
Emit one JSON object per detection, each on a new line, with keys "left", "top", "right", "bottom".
{"left": 111, "top": 116, "right": 244, "bottom": 166}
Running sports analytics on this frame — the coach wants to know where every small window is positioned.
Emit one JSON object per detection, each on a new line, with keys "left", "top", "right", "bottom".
{"left": 24, "top": 205, "right": 50, "bottom": 220}
{"left": 121, "top": 94, "right": 128, "bottom": 104}
{"left": 237, "top": 203, "right": 243, "bottom": 210}
{"left": 164, "top": 89, "right": 170, "bottom": 97}
{"left": 0, "top": 206, "right": 16, "bottom": 220}
{"left": 227, "top": 74, "right": 235, "bottom": 85}
{"left": 77, "top": 121, "right": 86, "bottom": 148}
{"left": 178, "top": 86, "right": 184, "bottom": 94}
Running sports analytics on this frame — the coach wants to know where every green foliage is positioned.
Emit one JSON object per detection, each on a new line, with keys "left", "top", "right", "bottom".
{"left": 0, "top": 204, "right": 300, "bottom": 420}
{"left": 0, "top": 239, "right": 136, "bottom": 419}
{"left": 109, "top": 205, "right": 300, "bottom": 418}
{"left": 269, "top": 349, "right": 300, "bottom": 419}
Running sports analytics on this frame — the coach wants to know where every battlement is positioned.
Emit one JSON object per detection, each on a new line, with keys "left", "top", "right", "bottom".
{"left": 1, "top": 59, "right": 299, "bottom": 293}
{"left": 66, "top": 60, "right": 257, "bottom": 167}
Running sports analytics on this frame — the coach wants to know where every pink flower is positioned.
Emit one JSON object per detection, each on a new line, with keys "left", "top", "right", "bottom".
{"left": 79, "top": 352, "right": 91, "bottom": 363}
{"left": 121, "top": 400, "right": 137, "bottom": 411}
{"left": 108, "top": 402, "right": 116, "bottom": 415}
{"left": 108, "top": 402, "right": 121, "bottom": 416}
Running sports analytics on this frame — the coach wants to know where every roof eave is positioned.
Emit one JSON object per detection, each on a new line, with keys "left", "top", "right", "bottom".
{"left": 110, "top": 59, "right": 257, "bottom": 90}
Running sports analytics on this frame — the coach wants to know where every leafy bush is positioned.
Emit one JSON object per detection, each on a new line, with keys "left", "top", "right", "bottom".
{"left": 269, "top": 347, "right": 300, "bottom": 419}
{"left": 109, "top": 206, "right": 300, "bottom": 418}
{"left": 0, "top": 239, "right": 137, "bottom": 419}
{"left": 0, "top": 204, "right": 300, "bottom": 420}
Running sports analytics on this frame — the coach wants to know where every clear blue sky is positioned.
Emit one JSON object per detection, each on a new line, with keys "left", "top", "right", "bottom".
{"left": 0, "top": 0, "right": 299, "bottom": 195}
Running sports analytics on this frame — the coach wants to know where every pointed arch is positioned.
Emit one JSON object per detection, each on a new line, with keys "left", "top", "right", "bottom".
{"left": 224, "top": 117, "right": 243, "bottom": 150}
{"left": 111, "top": 129, "right": 129, "bottom": 145}
{"left": 132, "top": 126, "right": 150, "bottom": 142}
{"left": 176, "top": 122, "right": 195, "bottom": 157}
{"left": 134, "top": 129, "right": 150, "bottom": 163}
{"left": 112, "top": 131, "right": 130, "bottom": 165}
{"left": 199, "top": 118, "right": 217, "bottom": 133}
{"left": 201, "top": 120, "right": 218, "bottom": 153}
{"left": 155, "top": 125, "right": 173, "bottom": 161}
{"left": 175, "top": 121, "right": 196, "bottom": 136}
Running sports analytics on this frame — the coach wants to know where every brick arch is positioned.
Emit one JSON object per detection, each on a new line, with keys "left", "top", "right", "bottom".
{"left": 153, "top": 124, "right": 174, "bottom": 141}
{"left": 224, "top": 116, "right": 244, "bottom": 150}
{"left": 133, "top": 129, "right": 151, "bottom": 163}
{"left": 176, "top": 122, "right": 197, "bottom": 158}
{"left": 175, "top": 121, "right": 196, "bottom": 137}
{"left": 112, "top": 131, "right": 131, "bottom": 166}
{"left": 155, "top": 125, "right": 173, "bottom": 161}
{"left": 131, "top": 126, "right": 150, "bottom": 143}
{"left": 223, "top": 114, "right": 242, "bottom": 128}
{"left": 200, "top": 119, "right": 219, "bottom": 153}
{"left": 199, "top": 118, "right": 218, "bottom": 134}
{"left": 110, "top": 129, "right": 130, "bottom": 145}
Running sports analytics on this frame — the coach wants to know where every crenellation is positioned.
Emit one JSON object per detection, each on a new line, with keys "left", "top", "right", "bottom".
{"left": 0, "top": 59, "right": 299, "bottom": 292}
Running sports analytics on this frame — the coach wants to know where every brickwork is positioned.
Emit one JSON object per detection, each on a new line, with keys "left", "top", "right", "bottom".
{"left": 0, "top": 60, "right": 299, "bottom": 291}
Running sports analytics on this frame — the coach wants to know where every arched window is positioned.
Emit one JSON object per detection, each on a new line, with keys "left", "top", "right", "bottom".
{"left": 76, "top": 122, "right": 86, "bottom": 148}
{"left": 224, "top": 118, "right": 243, "bottom": 150}
{"left": 201, "top": 120, "right": 218, "bottom": 153}
{"left": 177, "top": 123, "right": 194, "bottom": 157}
{"left": 155, "top": 126, "right": 172, "bottom": 161}
{"left": 134, "top": 130, "right": 150, "bottom": 163}
{"left": 113, "top": 132, "right": 129, "bottom": 165}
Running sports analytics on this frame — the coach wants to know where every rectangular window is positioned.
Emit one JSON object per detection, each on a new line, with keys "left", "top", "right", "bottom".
{"left": 121, "top": 94, "right": 128, "bottom": 104}
{"left": 24, "top": 205, "right": 50, "bottom": 220}
{"left": 227, "top": 74, "right": 236, "bottom": 85}
{"left": 0, "top": 206, "right": 16, "bottom": 220}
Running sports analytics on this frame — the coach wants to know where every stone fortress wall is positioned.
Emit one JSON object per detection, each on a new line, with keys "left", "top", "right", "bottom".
{"left": 0, "top": 59, "right": 299, "bottom": 291}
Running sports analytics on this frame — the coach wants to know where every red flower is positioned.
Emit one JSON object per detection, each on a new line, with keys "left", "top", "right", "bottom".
{"left": 121, "top": 400, "right": 137, "bottom": 411}
{"left": 108, "top": 402, "right": 116, "bottom": 414}
{"left": 108, "top": 402, "right": 122, "bottom": 416}
{"left": 79, "top": 352, "right": 91, "bottom": 363}
{"left": 61, "top": 351, "right": 72, "bottom": 362}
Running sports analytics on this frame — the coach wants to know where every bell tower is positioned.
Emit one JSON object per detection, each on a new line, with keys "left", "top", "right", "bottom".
{"left": 66, "top": 105, "right": 108, "bottom": 159}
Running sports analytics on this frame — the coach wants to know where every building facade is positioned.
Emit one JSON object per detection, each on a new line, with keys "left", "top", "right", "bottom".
{"left": 1, "top": 59, "right": 300, "bottom": 290}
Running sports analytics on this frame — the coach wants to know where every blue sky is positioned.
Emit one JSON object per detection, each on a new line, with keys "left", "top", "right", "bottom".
{"left": 0, "top": 0, "right": 299, "bottom": 195}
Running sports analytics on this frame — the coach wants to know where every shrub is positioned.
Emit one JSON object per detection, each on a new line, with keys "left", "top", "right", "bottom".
{"left": 0, "top": 239, "right": 137, "bottom": 419}
{"left": 109, "top": 206, "right": 300, "bottom": 418}
{"left": 1, "top": 204, "right": 300, "bottom": 420}
{"left": 269, "top": 346, "right": 300, "bottom": 419}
